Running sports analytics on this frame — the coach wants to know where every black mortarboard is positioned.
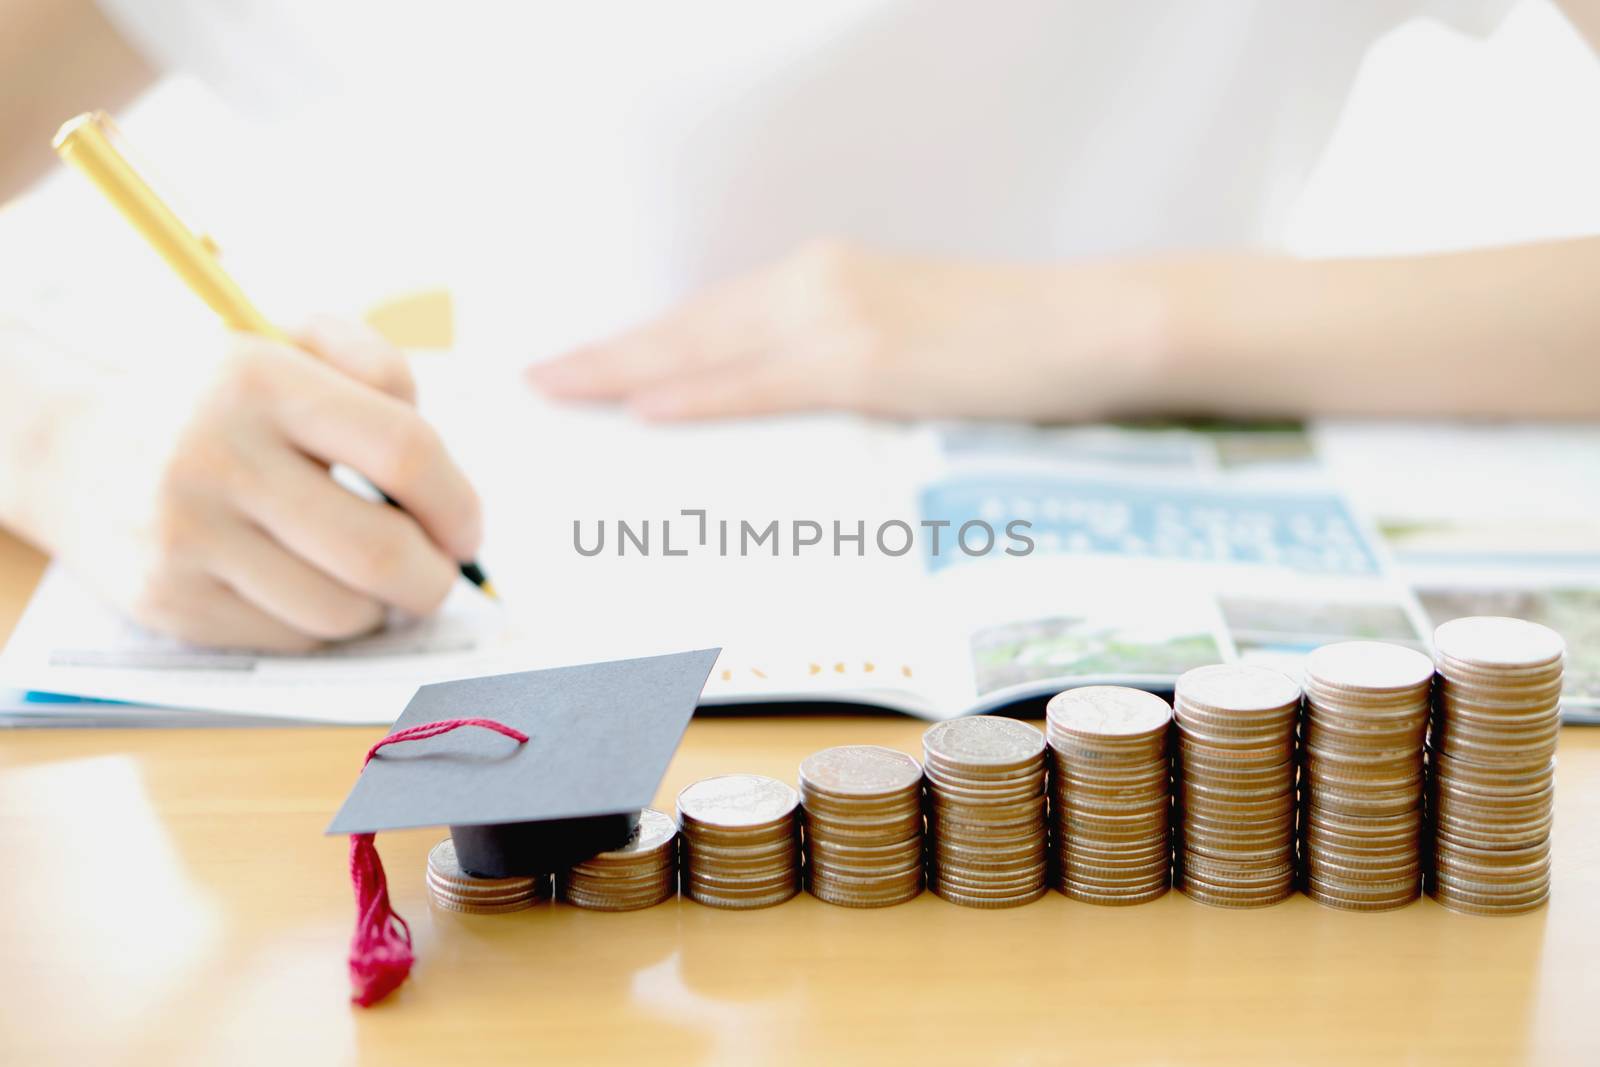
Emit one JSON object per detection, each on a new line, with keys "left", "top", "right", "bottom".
{"left": 327, "top": 647, "right": 719, "bottom": 1006}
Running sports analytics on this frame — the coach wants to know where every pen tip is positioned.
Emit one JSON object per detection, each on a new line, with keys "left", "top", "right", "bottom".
{"left": 478, "top": 580, "right": 500, "bottom": 601}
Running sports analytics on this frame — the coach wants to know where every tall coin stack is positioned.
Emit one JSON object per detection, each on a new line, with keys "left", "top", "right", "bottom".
{"left": 1173, "top": 664, "right": 1301, "bottom": 908}
{"left": 1045, "top": 686, "right": 1172, "bottom": 906}
{"left": 1427, "top": 616, "right": 1562, "bottom": 915}
{"left": 426, "top": 839, "right": 551, "bottom": 914}
{"left": 922, "top": 717, "right": 1048, "bottom": 908}
{"left": 1301, "top": 641, "right": 1434, "bottom": 911}
{"left": 677, "top": 774, "right": 802, "bottom": 910}
{"left": 558, "top": 808, "right": 679, "bottom": 911}
{"left": 799, "top": 745, "right": 925, "bottom": 907}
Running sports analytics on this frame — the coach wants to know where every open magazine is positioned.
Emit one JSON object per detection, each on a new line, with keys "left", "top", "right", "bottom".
{"left": 701, "top": 418, "right": 1598, "bottom": 723}
{"left": 4, "top": 368, "right": 1597, "bottom": 725}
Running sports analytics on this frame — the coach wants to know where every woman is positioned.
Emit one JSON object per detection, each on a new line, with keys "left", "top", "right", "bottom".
{"left": 2, "top": 0, "right": 1596, "bottom": 650}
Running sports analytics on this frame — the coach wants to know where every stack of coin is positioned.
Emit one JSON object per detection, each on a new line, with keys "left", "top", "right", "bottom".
{"left": 1173, "top": 664, "right": 1301, "bottom": 908}
{"left": 677, "top": 774, "right": 801, "bottom": 910}
{"left": 922, "top": 717, "right": 1048, "bottom": 908}
{"left": 426, "top": 838, "right": 551, "bottom": 914}
{"left": 558, "top": 808, "right": 679, "bottom": 911}
{"left": 1301, "top": 641, "right": 1433, "bottom": 911}
{"left": 799, "top": 745, "right": 925, "bottom": 907}
{"left": 1046, "top": 686, "right": 1172, "bottom": 906}
{"left": 1428, "top": 616, "right": 1562, "bottom": 916}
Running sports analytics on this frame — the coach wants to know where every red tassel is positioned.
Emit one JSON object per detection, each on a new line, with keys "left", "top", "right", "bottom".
{"left": 346, "top": 718, "right": 529, "bottom": 1007}
{"left": 348, "top": 831, "right": 413, "bottom": 1007}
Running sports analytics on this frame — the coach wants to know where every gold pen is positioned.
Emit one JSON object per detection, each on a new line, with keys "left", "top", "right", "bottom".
{"left": 52, "top": 111, "right": 497, "bottom": 600}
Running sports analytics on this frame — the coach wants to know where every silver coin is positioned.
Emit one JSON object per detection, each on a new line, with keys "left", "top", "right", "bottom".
{"left": 686, "top": 885, "right": 799, "bottom": 910}
{"left": 1061, "top": 879, "right": 1170, "bottom": 906}
{"left": 799, "top": 745, "right": 923, "bottom": 799}
{"left": 429, "top": 893, "right": 539, "bottom": 915}
{"left": 575, "top": 808, "right": 678, "bottom": 866}
{"left": 1433, "top": 616, "right": 1565, "bottom": 671}
{"left": 678, "top": 774, "right": 799, "bottom": 828}
{"left": 1306, "top": 641, "right": 1435, "bottom": 694}
{"left": 810, "top": 882, "right": 922, "bottom": 908}
{"left": 427, "top": 839, "right": 541, "bottom": 886}
{"left": 1176, "top": 663, "right": 1301, "bottom": 717}
{"left": 923, "top": 717, "right": 1046, "bottom": 770}
{"left": 1046, "top": 686, "right": 1173, "bottom": 739}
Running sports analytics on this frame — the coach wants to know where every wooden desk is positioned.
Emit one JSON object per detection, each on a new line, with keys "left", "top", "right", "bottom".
{"left": 1, "top": 529, "right": 1596, "bottom": 1066}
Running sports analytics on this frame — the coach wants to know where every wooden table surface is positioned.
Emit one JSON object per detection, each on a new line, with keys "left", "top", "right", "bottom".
{"left": 0, "top": 529, "right": 1596, "bottom": 1066}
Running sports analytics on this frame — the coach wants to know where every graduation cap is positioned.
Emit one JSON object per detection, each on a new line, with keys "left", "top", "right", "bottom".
{"left": 327, "top": 647, "right": 720, "bottom": 1006}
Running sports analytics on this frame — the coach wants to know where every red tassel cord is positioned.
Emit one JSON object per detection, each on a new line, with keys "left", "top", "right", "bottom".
{"left": 347, "top": 832, "right": 410, "bottom": 1007}
{"left": 346, "top": 718, "right": 529, "bottom": 1007}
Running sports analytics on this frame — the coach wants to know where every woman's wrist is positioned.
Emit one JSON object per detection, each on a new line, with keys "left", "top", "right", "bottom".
{"left": 1135, "top": 254, "right": 1324, "bottom": 418}
{"left": 1020, "top": 257, "right": 1188, "bottom": 419}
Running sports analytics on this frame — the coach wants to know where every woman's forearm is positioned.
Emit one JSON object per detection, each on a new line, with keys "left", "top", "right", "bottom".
{"left": 1150, "top": 239, "right": 1600, "bottom": 419}
{"left": 529, "top": 237, "right": 1600, "bottom": 423}
{"left": 0, "top": 0, "right": 155, "bottom": 202}
{"left": 0, "top": 320, "right": 107, "bottom": 549}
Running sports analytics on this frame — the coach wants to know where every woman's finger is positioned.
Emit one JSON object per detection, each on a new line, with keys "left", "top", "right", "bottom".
{"left": 297, "top": 315, "right": 417, "bottom": 404}
{"left": 133, "top": 568, "right": 326, "bottom": 654}
{"left": 249, "top": 343, "right": 482, "bottom": 562}
{"left": 530, "top": 276, "right": 769, "bottom": 399}
{"left": 629, "top": 360, "right": 815, "bottom": 421}
{"left": 202, "top": 516, "right": 386, "bottom": 641}
{"left": 230, "top": 448, "right": 460, "bottom": 618}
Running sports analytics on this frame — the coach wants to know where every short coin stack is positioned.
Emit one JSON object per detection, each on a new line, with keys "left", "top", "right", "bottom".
{"left": 557, "top": 808, "right": 679, "bottom": 911}
{"left": 677, "top": 774, "right": 801, "bottom": 909}
{"left": 799, "top": 745, "right": 925, "bottom": 907}
{"left": 1173, "top": 664, "right": 1301, "bottom": 908}
{"left": 426, "top": 838, "right": 551, "bottom": 914}
{"left": 1428, "top": 616, "right": 1562, "bottom": 915}
{"left": 1045, "top": 686, "right": 1172, "bottom": 906}
{"left": 922, "top": 717, "right": 1048, "bottom": 908}
{"left": 1301, "top": 641, "right": 1433, "bottom": 911}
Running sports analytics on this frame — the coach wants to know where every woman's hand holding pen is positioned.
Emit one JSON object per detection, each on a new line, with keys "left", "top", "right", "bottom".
{"left": 11, "top": 317, "right": 482, "bottom": 651}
